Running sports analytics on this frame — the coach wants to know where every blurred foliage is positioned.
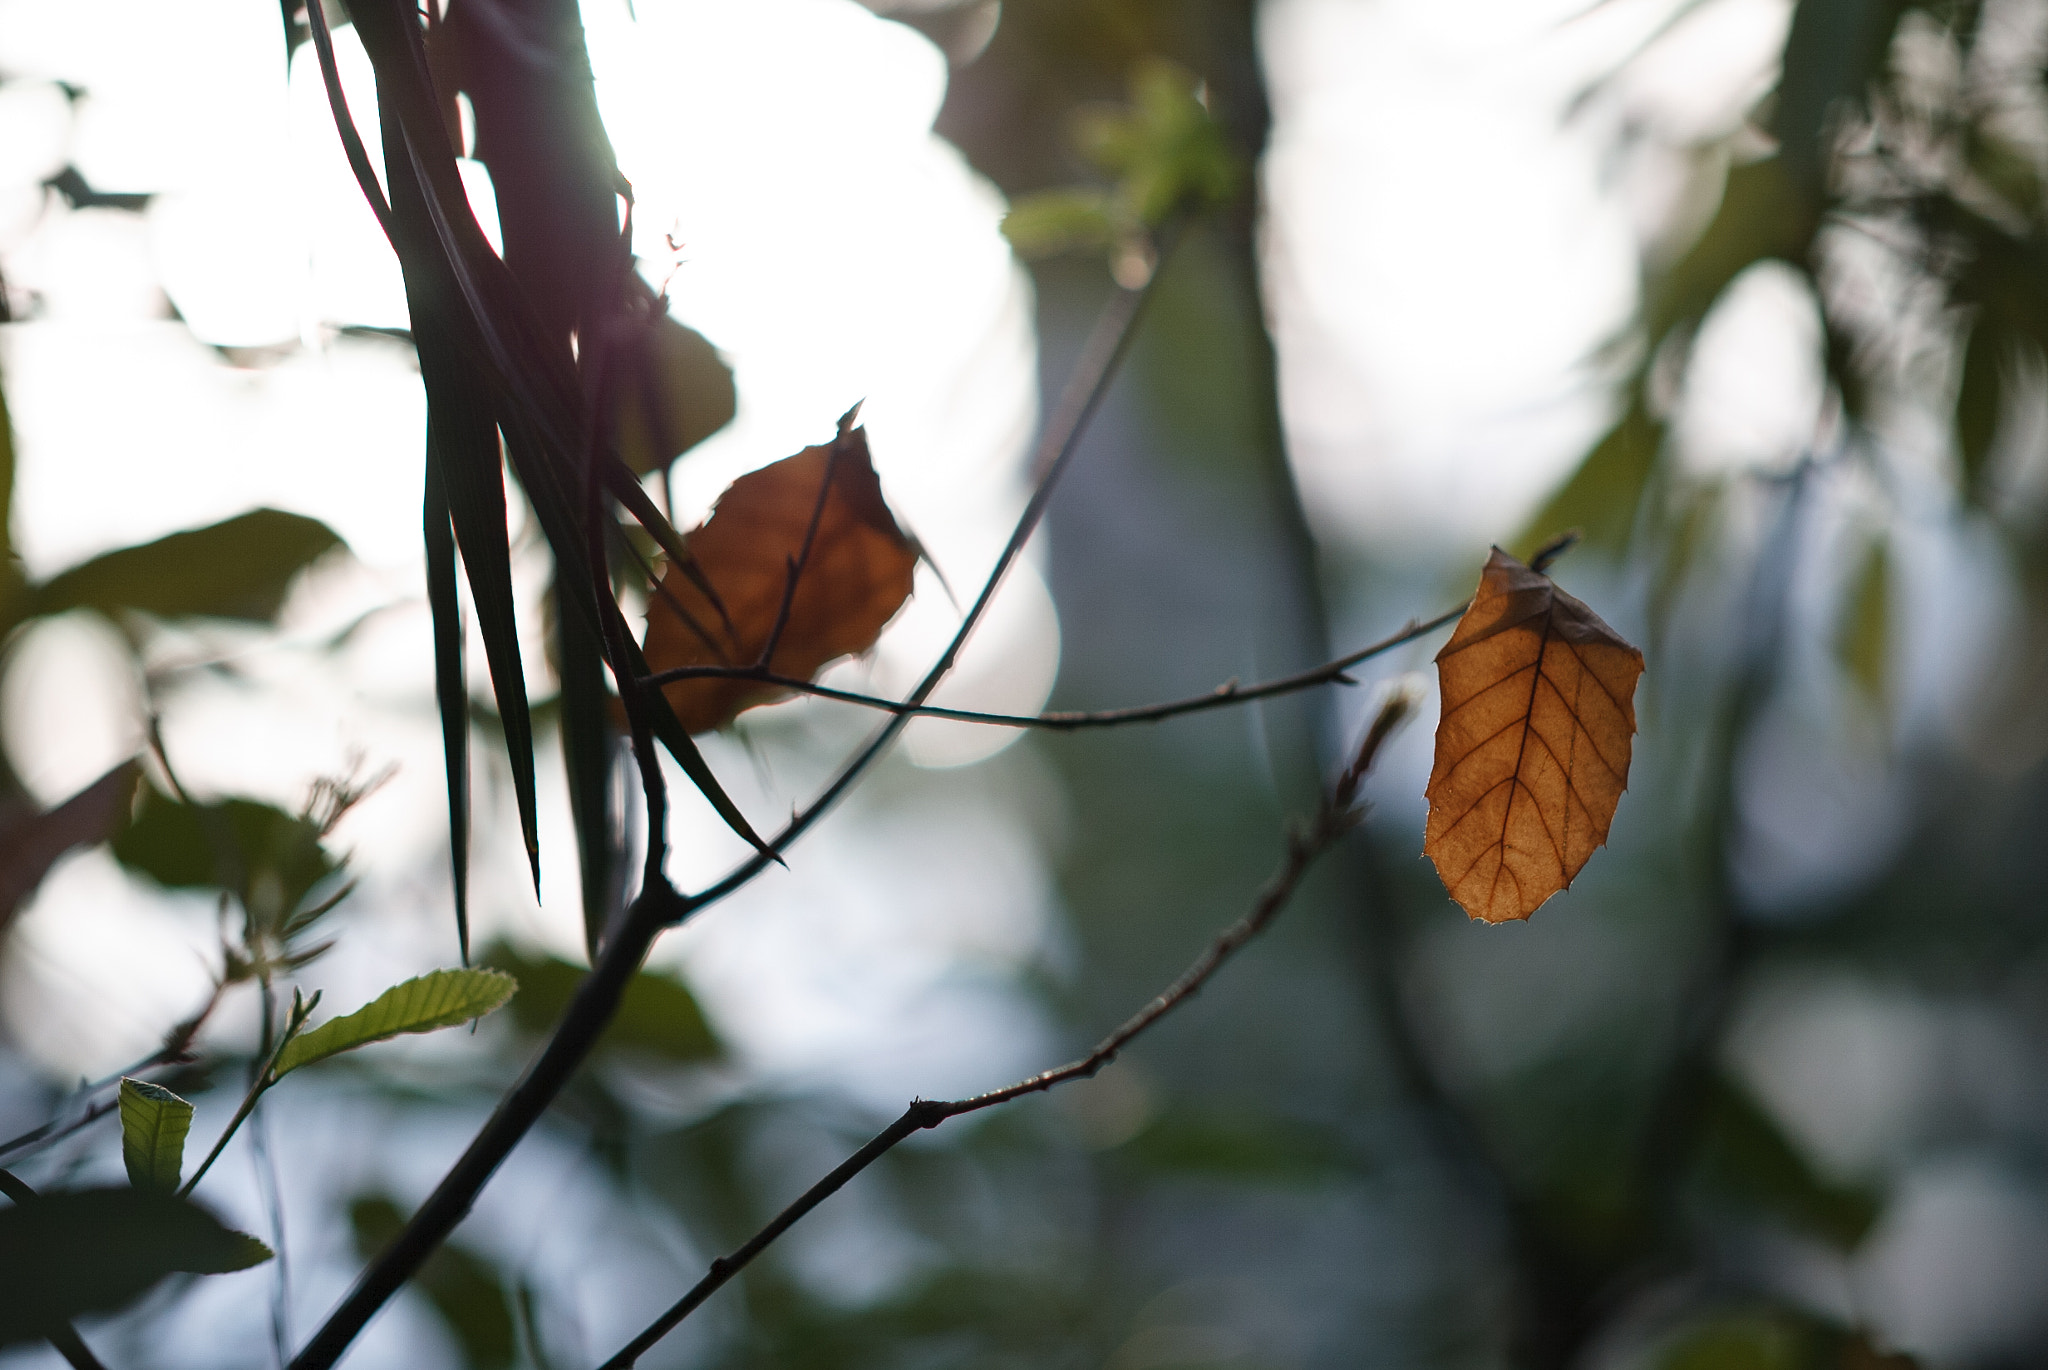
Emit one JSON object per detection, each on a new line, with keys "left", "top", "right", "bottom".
{"left": 481, "top": 940, "right": 721, "bottom": 1064}
{"left": 352, "top": 1196, "right": 517, "bottom": 1370}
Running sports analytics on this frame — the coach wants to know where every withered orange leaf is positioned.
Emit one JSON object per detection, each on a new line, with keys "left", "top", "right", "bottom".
{"left": 1424, "top": 548, "right": 1644, "bottom": 923}
{"left": 642, "top": 420, "right": 917, "bottom": 734}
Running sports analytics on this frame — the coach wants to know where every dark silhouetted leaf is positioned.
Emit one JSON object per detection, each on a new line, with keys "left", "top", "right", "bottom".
{"left": 33, "top": 509, "right": 343, "bottom": 624}
{"left": 0, "top": 760, "right": 138, "bottom": 933}
{"left": 119, "top": 1078, "right": 193, "bottom": 1193}
{"left": 612, "top": 315, "right": 737, "bottom": 477}
{"left": 556, "top": 582, "right": 619, "bottom": 960}
{"left": 1772, "top": 0, "right": 1910, "bottom": 205}
{"left": 0, "top": 1188, "right": 270, "bottom": 1346}
{"left": 273, "top": 968, "right": 516, "bottom": 1077}
{"left": 1425, "top": 549, "right": 1645, "bottom": 922}
{"left": 482, "top": 940, "right": 721, "bottom": 1063}
{"left": 643, "top": 422, "right": 917, "bottom": 734}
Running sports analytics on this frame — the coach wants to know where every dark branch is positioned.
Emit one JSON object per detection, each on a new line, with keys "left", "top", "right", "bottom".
{"left": 595, "top": 691, "right": 1414, "bottom": 1369}
{"left": 639, "top": 604, "right": 1465, "bottom": 731}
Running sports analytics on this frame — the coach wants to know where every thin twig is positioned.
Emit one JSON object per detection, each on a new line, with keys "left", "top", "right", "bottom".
{"left": 0, "top": 1098, "right": 117, "bottom": 1166}
{"left": 288, "top": 236, "right": 1175, "bottom": 1370}
{"left": 0, "top": 1168, "right": 115, "bottom": 1370}
{"left": 640, "top": 605, "right": 1465, "bottom": 731}
{"left": 595, "top": 691, "right": 1415, "bottom": 1369}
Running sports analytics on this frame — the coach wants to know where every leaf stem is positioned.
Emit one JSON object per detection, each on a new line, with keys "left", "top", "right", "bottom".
{"left": 179, "top": 992, "right": 317, "bottom": 1199}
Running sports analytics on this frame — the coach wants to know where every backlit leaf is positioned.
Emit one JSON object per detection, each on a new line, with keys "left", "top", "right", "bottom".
{"left": 1424, "top": 549, "right": 1645, "bottom": 922}
{"left": 612, "top": 315, "right": 737, "bottom": 477}
{"left": 273, "top": 968, "right": 516, "bottom": 1078}
{"left": 32, "top": 509, "right": 343, "bottom": 624}
{"left": 119, "top": 1078, "right": 193, "bottom": 1192}
{"left": 643, "top": 421, "right": 918, "bottom": 734}
{"left": 0, "top": 1188, "right": 270, "bottom": 1347}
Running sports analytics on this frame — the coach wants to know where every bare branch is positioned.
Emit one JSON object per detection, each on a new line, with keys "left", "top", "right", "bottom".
{"left": 595, "top": 691, "right": 1415, "bottom": 1369}
{"left": 640, "top": 604, "right": 1465, "bottom": 731}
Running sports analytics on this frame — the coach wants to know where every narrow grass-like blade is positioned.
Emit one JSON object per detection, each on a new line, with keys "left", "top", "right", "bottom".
{"left": 424, "top": 451, "right": 471, "bottom": 960}
{"left": 617, "top": 634, "right": 771, "bottom": 862}
{"left": 556, "top": 579, "right": 618, "bottom": 959}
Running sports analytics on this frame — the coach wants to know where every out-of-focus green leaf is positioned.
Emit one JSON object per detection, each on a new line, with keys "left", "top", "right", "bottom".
{"left": 1695, "top": 1075, "right": 1880, "bottom": 1249}
{"left": 352, "top": 1195, "right": 515, "bottom": 1370}
{"left": 1002, "top": 188, "right": 1117, "bottom": 260}
{"left": 273, "top": 968, "right": 516, "bottom": 1078}
{"left": 0, "top": 760, "right": 138, "bottom": 934}
{"left": 1076, "top": 57, "right": 1237, "bottom": 226}
{"left": 482, "top": 940, "right": 721, "bottom": 1063}
{"left": 1661, "top": 1306, "right": 1823, "bottom": 1370}
{"left": 1954, "top": 318, "right": 2026, "bottom": 500}
{"left": 1647, "top": 158, "right": 1819, "bottom": 348}
{"left": 31, "top": 509, "right": 343, "bottom": 624}
{"left": 1519, "top": 400, "right": 1664, "bottom": 555}
{"left": 1121, "top": 1107, "right": 1347, "bottom": 1183}
{"left": 112, "top": 783, "right": 337, "bottom": 930}
{"left": 0, "top": 1187, "right": 270, "bottom": 1346}
{"left": 119, "top": 1078, "right": 192, "bottom": 1192}
{"left": 1772, "top": 0, "right": 1911, "bottom": 205}
{"left": 1837, "top": 535, "right": 1891, "bottom": 712}
{"left": 612, "top": 314, "right": 735, "bottom": 476}
{"left": 425, "top": 452, "right": 472, "bottom": 960}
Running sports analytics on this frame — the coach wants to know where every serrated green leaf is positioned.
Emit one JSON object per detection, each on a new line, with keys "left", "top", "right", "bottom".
{"left": 118, "top": 1078, "right": 192, "bottom": 1192}
{"left": 273, "top": 968, "right": 517, "bottom": 1078}
{"left": 1837, "top": 535, "right": 1891, "bottom": 712}
{"left": 32, "top": 509, "right": 343, "bottom": 624}
{"left": 0, "top": 1188, "right": 270, "bottom": 1346}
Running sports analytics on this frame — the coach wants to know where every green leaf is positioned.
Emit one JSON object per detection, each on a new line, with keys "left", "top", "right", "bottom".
{"left": 481, "top": 940, "right": 721, "bottom": 1062}
{"left": 1646, "top": 158, "right": 1819, "bottom": 349}
{"left": 1517, "top": 399, "right": 1664, "bottom": 556}
{"left": 352, "top": 1195, "right": 516, "bottom": 1370}
{"left": 1077, "top": 58, "right": 1238, "bottom": 226}
{"left": 119, "top": 1078, "right": 193, "bottom": 1192}
{"left": 0, "top": 1188, "right": 271, "bottom": 1346}
{"left": 1694, "top": 1075, "right": 1880, "bottom": 1250}
{"left": 273, "top": 968, "right": 517, "bottom": 1078}
{"left": 612, "top": 314, "right": 736, "bottom": 476}
{"left": 1002, "top": 188, "right": 1117, "bottom": 260}
{"left": 1836, "top": 535, "right": 1890, "bottom": 712}
{"left": 1771, "top": 0, "right": 1910, "bottom": 207}
{"left": 32, "top": 509, "right": 344, "bottom": 624}
{"left": 112, "top": 783, "right": 338, "bottom": 931}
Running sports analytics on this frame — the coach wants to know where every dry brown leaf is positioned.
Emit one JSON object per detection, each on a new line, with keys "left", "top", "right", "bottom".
{"left": 642, "top": 421, "right": 917, "bottom": 734}
{"left": 1424, "top": 548, "right": 1644, "bottom": 923}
